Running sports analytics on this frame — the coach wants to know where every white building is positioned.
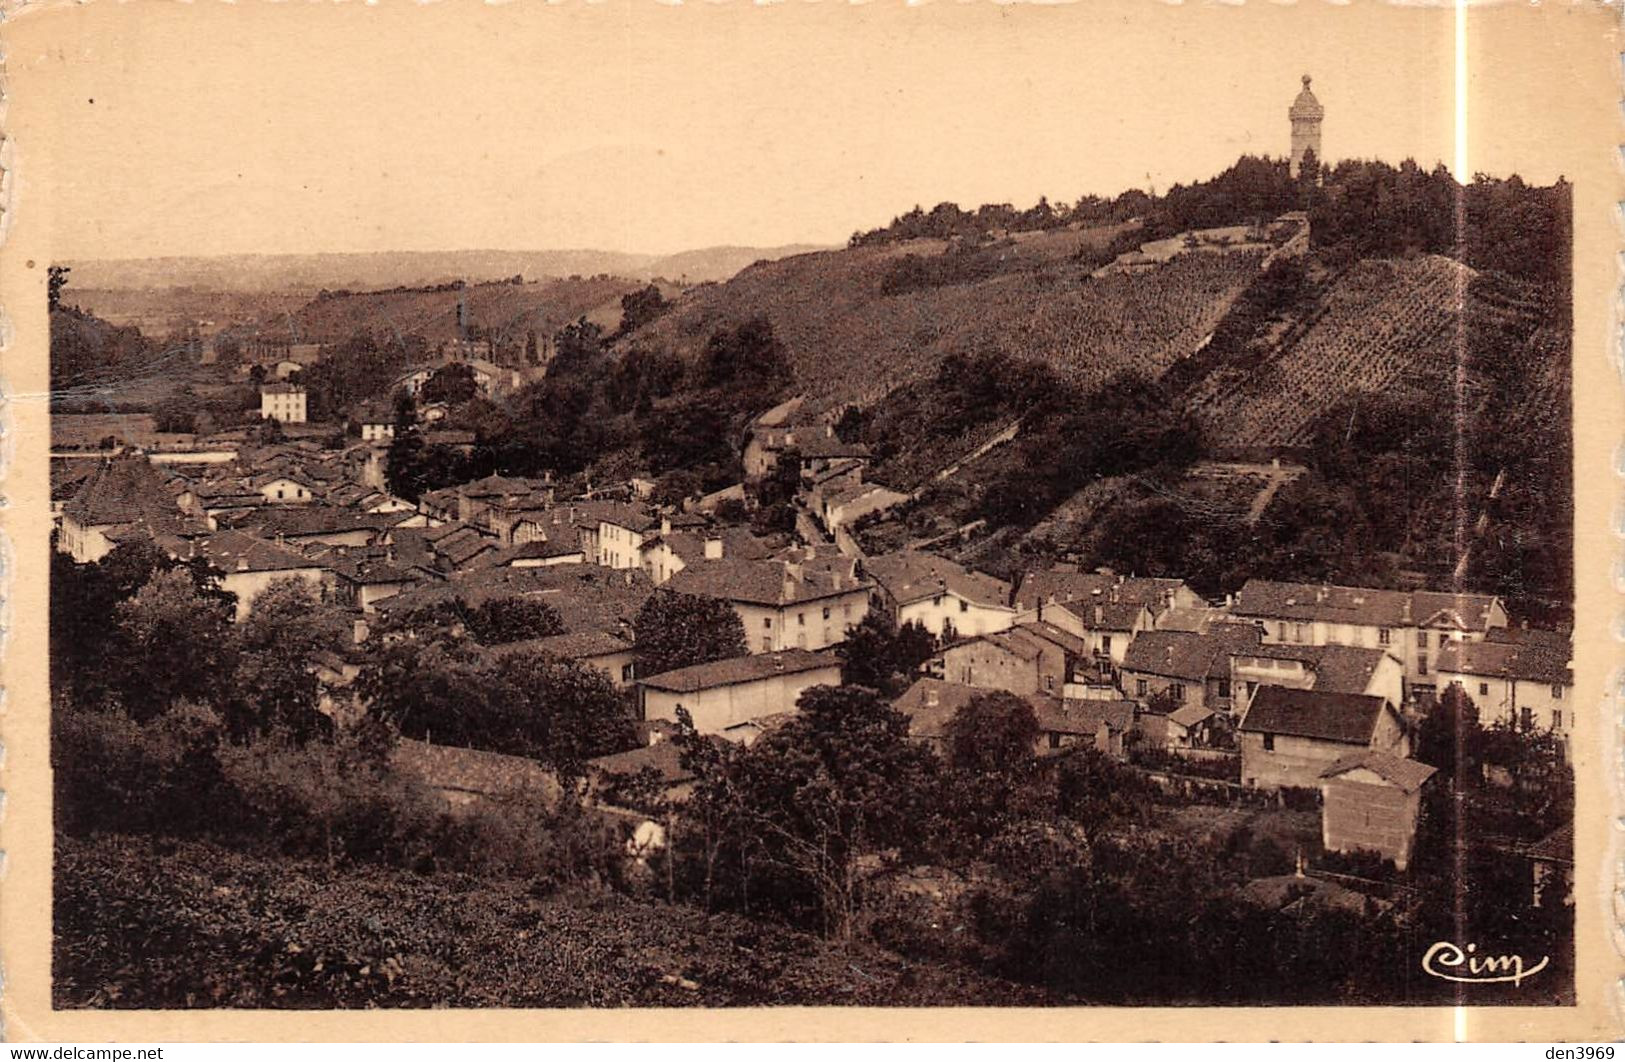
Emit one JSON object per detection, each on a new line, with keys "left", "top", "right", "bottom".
{"left": 1435, "top": 639, "right": 1574, "bottom": 745}
{"left": 259, "top": 383, "right": 308, "bottom": 424}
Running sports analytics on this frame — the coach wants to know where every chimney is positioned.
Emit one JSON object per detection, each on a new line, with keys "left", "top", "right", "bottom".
{"left": 236, "top": 556, "right": 249, "bottom": 572}
{"left": 704, "top": 535, "right": 723, "bottom": 560}
{"left": 661, "top": 515, "right": 672, "bottom": 537}
{"left": 1094, "top": 604, "right": 1104, "bottom": 625}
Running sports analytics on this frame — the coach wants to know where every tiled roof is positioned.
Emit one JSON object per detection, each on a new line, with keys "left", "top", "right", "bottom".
{"left": 247, "top": 506, "right": 392, "bottom": 538}
{"left": 1233, "top": 579, "right": 1502, "bottom": 632}
{"left": 665, "top": 555, "right": 869, "bottom": 608}
{"left": 588, "top": 740, "right": 696, "bottom": 786}
{"left": 1029, "top": 694, "right": 1136, "bottom": 736}
{"left": 187, "top": 530, "right": 326, "bottom": 574}
{"left": 863, "top": 550, "right": 1013, "bottom": 611}
{"left": 1238, "top": 686, "right": 1389, "bottom": 745}
{"left": 1486, "top": 626, "right": 1572, "bottom": 651}
{"left": 1015, "top": 619, "right": 1090, "bottom": 658}
{"left": 1237, "top": 643, "right": 1391, "bottom": 696}
{"left": 1123, "top": 626, "right": 1261, "bottom": 681}
{"left": 1168, "top": 703, "right": 1216, "bottom": 729}
{"left": 1435, "top": 640, "right": 1572, "bottom": 687}
{"left": 1013, "top": 569, "right": 1192, "bottom": 614}
{"left": 893, "top": 678, "right": 982, "bottom": 741}
{"left": 1319, "top": 749, "right": 1437, "bottom": 793}
{"left": 597, "top": 502, "right": 661, "bottom": 534}
{"left": 1041, "top": 598, "right": 1147, "bottom": 633}
{"left": 62, "top": 455, "right": 187, "bottom": 529}
{"left": 639, "top": 649, "right": 839, "bottom": 694}
{"left": 494, "top": 630, "right": 633, "bottom": 661}
{"left": 794, "top": 434, "right": 872, "bottom": 460}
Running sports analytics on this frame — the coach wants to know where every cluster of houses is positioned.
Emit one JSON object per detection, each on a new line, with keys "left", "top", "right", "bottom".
{"left": 55, "top": 410, "right": 1574, "bottom": 877}
{"left": 741, "top": 396, "right": 909, "bottom": 537}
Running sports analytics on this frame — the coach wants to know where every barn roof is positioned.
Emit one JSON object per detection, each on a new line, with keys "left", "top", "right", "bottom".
{"left": 1320, "top": 749, "right": 1437, "bottom": 792}
{"left": 1238, "top": 686, "right": 1389, "bottom": 745}
{"left": 639, "top": 649, "right": 839, "bottom": 694}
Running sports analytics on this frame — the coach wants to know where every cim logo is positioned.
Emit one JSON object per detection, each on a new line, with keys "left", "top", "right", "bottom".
{"left": 1421, "top": 940, "right": 1550, "bottom": 987}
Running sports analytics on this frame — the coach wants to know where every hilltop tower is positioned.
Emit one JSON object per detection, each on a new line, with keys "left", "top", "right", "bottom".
{"left": 1289, "top": 74, "right": 1324, "bottom": 178}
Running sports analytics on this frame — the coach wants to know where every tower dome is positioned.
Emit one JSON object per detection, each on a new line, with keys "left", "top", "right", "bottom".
{"left": 1290, "top": 74, "right": 1324, "bottom": 121}
{"left": 1289, "top": 74, "right": 1324, "bottom": 178}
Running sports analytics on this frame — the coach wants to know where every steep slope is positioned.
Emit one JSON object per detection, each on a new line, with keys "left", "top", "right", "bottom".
{"left": 622, "top": 224, "right": 1264, "bottom": 404}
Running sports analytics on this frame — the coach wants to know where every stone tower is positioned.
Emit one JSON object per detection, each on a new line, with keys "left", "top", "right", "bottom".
{"left": 1289, "top": 74, "right": 1324, "bottom": 178}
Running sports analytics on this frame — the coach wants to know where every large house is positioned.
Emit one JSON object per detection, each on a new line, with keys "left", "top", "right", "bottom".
{"left": 1226, "top": 642, "right": 1405, "bottom": 721}
{"left": 595, "top": 504, "right": 663, "bottom": 570}
{"left": 57, "top": 454, "right": 204, "bottom": 563}
{"left": 1013, "top": 568, "right": 1204, "bottom": 628}
{"left": 638, "top": 648, "right": 842, "bottom": 735}
{"left": 1237, "top": 685, "right": 1411, "bottom": 790}
{"left": 259, "top": 382, "right": 308, "bottom": 424}
{"left": 183, "top": 530, "right": 330, "bottom": 621}
{"left": 664, "top": 550, "right": 873, "bottom": 654}
{"left": 1434, "top": 639, "right": 1574, "bottom": 744}
{"left": 1119, "top": 624, "right": 1264, "bottom": 718}
{"left": 639, "top": 525, "right": 771, "bottom": 587}
{"left": 862, "top": 551, "right": 1016, "bottom": 640}
{"left": 938, "top": 621, "right": 1087, "bottom": 697}
{"left": 1230, "top": 579, "right": 1508, "bottom": 695}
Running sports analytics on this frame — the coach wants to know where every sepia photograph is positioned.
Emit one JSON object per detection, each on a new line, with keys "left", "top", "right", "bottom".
{"left": 2, "top": 0, "right": 1619, "bottom": 1040}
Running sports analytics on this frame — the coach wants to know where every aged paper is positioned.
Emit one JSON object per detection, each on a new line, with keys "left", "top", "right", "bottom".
{"left": 0, "top": 0, "right": 1620, "bottom": 1042}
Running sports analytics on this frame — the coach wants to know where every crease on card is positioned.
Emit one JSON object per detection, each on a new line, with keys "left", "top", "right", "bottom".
{"left": 1613, "top": 32, "right": 1625, "bottom": 1039}
{"left": 0, "top": 3, "right": 14, "bottom": 1041}
{"left": 0, "top": 4, "right": 13, "bottom": 1043}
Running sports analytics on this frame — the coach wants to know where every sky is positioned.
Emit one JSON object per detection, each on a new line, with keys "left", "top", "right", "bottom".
{"left": 8, "top": 0, "right": 1607, "bottom": 260}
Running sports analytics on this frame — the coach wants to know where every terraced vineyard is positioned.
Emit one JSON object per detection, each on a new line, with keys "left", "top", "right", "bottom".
{"left": 1184, "top": 256, "right": 1474, "bottom": 448}
{"left": 622, "top": 228, "right": 1265, "bottom": 403}
{"left": 1183, "top": 255, "right": 1567, "bottom": 451}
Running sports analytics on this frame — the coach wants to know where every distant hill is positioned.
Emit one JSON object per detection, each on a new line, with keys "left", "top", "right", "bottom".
{"left": 61, "top": 244, "right": 832, "bottom": 294}
{"left": 258, "top": 275, "right": 654, "bottom": 348}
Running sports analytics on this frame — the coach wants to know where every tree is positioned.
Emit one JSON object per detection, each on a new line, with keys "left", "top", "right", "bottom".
{"left": 943, "top": 691, "right": 1040, "bottom": 776}
{"left": 48, "top": 265, "right": 70, "bottom": 312}
{"left": 489, "top": 650, "right": 638, "bottom": 781}
{"left": 467, "top": 595, "right": 564, "bottom": 645}
{"left": 702, "top": 316, "right": 791, "bottom": 391}
{"left": 232, "top": 577, "right": 348, "bottom": 743}
{"left": 725, "top": 685, "right": 937, "bottom": 938}
{"left": 1415, "top": 682, "right": 1483, "bottom": 784}
{"left": 618, "top": 284, "right": 671, "bottom": 335}
{"left": 361, "top": 640, "right": 634, "bottom": 778}
{"left": 110, "top": 569, "right": 238, "bottom": 722}
{"left": 836, "top": 612, "right": 935, "bottom": 697}
{"left": 420, "top": 362, "right": 477, "bottom": 406}
{"left": 384, "top": 393, "right": 428, "bottom": 501}
{"left": 632, "top": 590, "right": 748, "bottom": 678}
